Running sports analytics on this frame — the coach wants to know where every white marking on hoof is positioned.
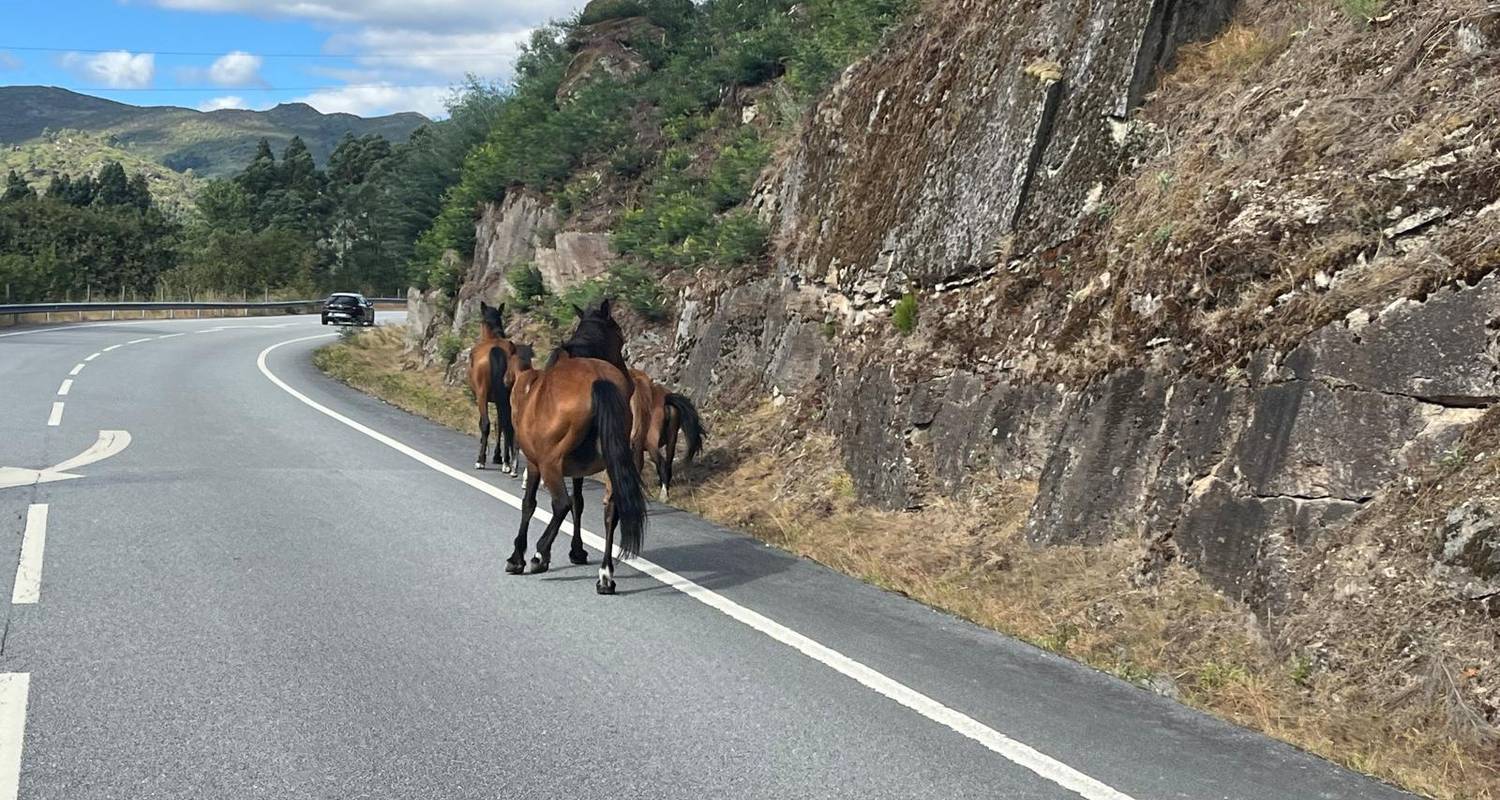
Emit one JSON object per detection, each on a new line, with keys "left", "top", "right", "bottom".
{"left": 659, "top": 486, "right": 669, "bottom": 504}
{"left": 474, "top": 461, "right": 484, "bottom": 470}
{"left": 598, "top": 565, "right": 612, "bottom": 583}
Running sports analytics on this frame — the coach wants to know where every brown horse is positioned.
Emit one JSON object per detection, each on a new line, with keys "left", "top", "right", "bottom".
{"left": 629, "top": 370, "right": 705, "bottom": 503}
{"left": 504, "top": 305, "right": 647, "bottom": 595}
{"left": 467, "top": 302, "right": 527, "bottom": 475}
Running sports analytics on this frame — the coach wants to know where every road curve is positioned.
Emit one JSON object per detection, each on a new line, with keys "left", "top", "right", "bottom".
{"left": 0, "top": 313, "right": 1413, "bottom": 799}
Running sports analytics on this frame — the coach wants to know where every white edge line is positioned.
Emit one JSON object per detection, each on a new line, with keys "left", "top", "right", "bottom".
{"left": 57, "top": 379, "right": 72, "bottom": 397}
{"left": 69, "top": 364, "right": 85, "bottom": 376}
{"left": 12, "top": 504, "right": 47, "bottom": 605}
{"left": 46, "top": 403, "right": 63, "bottom": 427}
{"left": 0, "top": 672, "right": 28, "bottom": 800}
{"left": 256, "top": 334, "right": 1136, "bottom": 800}
{"left": 83, "top": 353, "right": 100, "bottom": 362}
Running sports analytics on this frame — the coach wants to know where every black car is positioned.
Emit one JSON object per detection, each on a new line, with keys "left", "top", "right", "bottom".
{"left": 322, "top": 293, "right": 376, "bottom": 326}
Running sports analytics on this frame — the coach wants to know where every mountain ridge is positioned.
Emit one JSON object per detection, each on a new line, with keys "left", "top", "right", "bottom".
{"left": 0, "top": 86, "right": 429, "bottom": 177}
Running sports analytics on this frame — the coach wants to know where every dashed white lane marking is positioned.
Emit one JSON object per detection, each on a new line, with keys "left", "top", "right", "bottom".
{"left": 46, "top": 403, "right": 63, "bottom": 427}
{"left": 56, "top": 380, "right": 72, "bottom": 397}
{"left": 257, "top": 335, "right": 1136, "bottom": 800}
{"left": 12, "top": 504, "right": 47, "bottom": 604}
{"left": 126, "top": 337, "right": 152, "bottom": 345}
{"left": 84, "top": 353, "right": 100, "bottom": 362}
{"left": 0, "top": 673, "right": 28, "bottom": 800}
{"left": 68, "top": 364, "right": 84, "bottom": 376}
{"left": 101, "top": 344, "right": 122, "bottom": 353}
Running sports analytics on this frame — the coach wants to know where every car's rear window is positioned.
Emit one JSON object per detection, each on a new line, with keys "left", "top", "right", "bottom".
{"left": 329, "top": 295, "right": 359, "bottom": 306}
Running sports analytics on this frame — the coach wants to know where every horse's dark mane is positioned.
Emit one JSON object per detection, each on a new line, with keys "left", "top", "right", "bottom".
{"left": 559, "top": 317, "right": 617, "bottom": 361}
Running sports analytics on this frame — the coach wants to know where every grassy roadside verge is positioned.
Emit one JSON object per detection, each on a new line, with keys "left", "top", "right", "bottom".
{"left": 315, "top": 325, "right": 1494, "bottom": 800}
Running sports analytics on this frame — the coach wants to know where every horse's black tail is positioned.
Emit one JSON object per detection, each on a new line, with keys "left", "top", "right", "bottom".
{"left": 592, "top": 379, "right": 647, "bottom": 559}
{"left": 488, "top": 345, "right": 512, "bottom": 431}
{"left": 663, "top": 393, "right": 704, "bottom": 462}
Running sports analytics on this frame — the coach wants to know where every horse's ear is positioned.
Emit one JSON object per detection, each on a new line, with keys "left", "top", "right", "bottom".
{"left": 599, "top": 297, "right": 614, "bottom": 317}
{"left": 497, "top": 303, "right": 505, "bottom": 316}
{"left": 479, "top": 301, "right": 491, "bottom": 314}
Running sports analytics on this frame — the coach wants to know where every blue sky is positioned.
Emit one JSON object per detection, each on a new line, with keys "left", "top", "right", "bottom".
{"left": 0, "top": 0, "right": 590, "bottom": 117}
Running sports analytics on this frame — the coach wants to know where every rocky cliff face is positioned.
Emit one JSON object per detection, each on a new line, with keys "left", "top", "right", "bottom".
{"left": 657, "top": 0, "right": 1500, "bottom": 622}
{"left": 415, "top": 0, "right": 1500, "bottom": 630}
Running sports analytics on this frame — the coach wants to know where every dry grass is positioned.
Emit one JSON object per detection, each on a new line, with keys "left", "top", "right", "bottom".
{"left": 317, "top": 329, "right": 1497, "bottom": 799}
{"left": 314, "top": 326, "right": 478, "bottom": 435}
{"left": 673, "top": 403, "right": 1500, "bottom": 800}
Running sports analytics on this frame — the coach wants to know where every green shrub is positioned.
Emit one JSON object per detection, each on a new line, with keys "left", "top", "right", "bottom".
{"left": 607, "top": 262, "right": 668, "bottom": 320}
{"left": 438, "top": 332, "right": 464, "bottom": 365}
{"left": 506, "top": 262, "right": 548, "bottom": 309}
{"left": 609, "top": 146, "right": 650, "bottom": 179}
{"left": 892, "top": 291, "right": 918, "bottom": 335}
{"left": 710, "top": 210, "right": 768, "bottom": 266}
{"left": 706, "top": 129, "right": 770, "bottom": 210}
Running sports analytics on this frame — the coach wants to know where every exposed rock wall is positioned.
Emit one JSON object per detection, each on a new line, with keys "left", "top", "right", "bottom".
{"left": 412, "top": 0, "right": 1500, "bottom": 622}
{"left": 769, "top": 0, "right": 1234, "bottom": 301}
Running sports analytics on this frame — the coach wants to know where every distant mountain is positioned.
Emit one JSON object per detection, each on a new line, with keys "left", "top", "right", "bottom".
{"left": 0, "top": 86, "right": 429, "bottom": 178}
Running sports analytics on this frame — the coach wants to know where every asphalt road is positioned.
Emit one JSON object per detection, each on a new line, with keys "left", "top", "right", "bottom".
{"left": 0, "top": 313, "right": 1416, "bottom": 799}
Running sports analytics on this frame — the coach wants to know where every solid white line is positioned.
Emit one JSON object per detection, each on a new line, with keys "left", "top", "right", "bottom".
{"left": 101, "top": 344, "right": 122, "bottom": 352}
{"left": 126, "top": 337, "right": 152, "bottom": 345}
{"left": 12, "top": 505, "right": 47, "bottom": 604}
{"left": 46, "top": 403, "right": 63, "bottom": 427}
{"left": 0, "top": 673, "right": 27, "bottom": 800}
{"left": 56, "top": 379, "right": 72, "bottom": 397}
{"left": 68, "top": 363, "right": 85, "bottom": 376}
{"left": 256, "top": 335, "right": 1135, "bottom": 800}
{"left": 84, "top": 353, "right": 100, "bottom": 362}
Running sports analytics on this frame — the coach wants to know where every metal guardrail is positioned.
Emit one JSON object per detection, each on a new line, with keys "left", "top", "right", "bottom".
{"left": 0, "top": 297, "right": 408, "bottom": 324}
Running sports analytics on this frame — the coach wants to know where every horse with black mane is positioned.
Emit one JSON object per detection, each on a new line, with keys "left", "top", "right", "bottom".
{"left": 629, "top": 369, "right": 705, "bottom": 503}
{"left": 503, "top": 300, "right": 647, "bottom": 594}
{"left": 467, "top": 302, "right": 529, "bottom": 475}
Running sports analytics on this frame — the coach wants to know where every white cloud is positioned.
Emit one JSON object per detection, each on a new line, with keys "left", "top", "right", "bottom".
{"left": 198, "top": 95, "right": 248, "bottom": 111}
{"left": 150, "top": 0, "right": 577, "bottom": 114}
{"left": 295, "top": 84, "right": 451, "bottom": 117}
{"left": 61, "top": 51, "right": 156, "bottom": 89}
{"left": 152, "top": 0, "right": 578, "bottom": 32}
{"left": 328, "top": 26, "right": 533, "bottom": 80}
{"left": 208, "top": 51, "right": 265, "bottom": 86}
{"left": 0, "top": 52, "right": 21, "bottom": 71}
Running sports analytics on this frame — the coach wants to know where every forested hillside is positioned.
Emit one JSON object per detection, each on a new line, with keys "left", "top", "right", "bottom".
{"left": 0, "top": 86, "right": 427, "bottom": 177}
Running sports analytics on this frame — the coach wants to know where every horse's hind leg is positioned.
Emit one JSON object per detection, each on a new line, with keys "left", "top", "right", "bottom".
{"left": 568, "top": 477, "right": 588, "bottom": 565}
{"left": 506, "top": 468, "right": 542, "bottom": 574}
{"left": 528, "top": 468, "right": 571, "bottom": 574}
{"left": 659, "top": 421, "right": 679, "bottom": 504}
{"left": 475, "top": 403, "right": 491, "bottom": 470}
{"left": 598, "top": 488, "right": 618, "bottom": 595}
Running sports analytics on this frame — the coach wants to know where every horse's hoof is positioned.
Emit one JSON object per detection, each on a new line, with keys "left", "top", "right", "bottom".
{"left": 529, "top": 557, "right": 549, "bottom": 575}
{"left": 658, "top": 487, "right": 669, "bottom": 504}
{"left": 596, "top": 579, "right": 616, "bottom": 595}
{"left": 504, "top": 560, "right": 526, "bottom": 575}
{"left": 569, "top": 551, "right": 590, "bottom": 565}
{"left": 474, "top": 462, "right": 485, "bottom": 470}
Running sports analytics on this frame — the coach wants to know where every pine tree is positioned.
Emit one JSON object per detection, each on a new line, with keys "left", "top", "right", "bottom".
{"left": 93, "top": 162, "right": 131, "bottom": 207}
{"left": 1, "top": 171, "right": 34, "bottom": 202}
